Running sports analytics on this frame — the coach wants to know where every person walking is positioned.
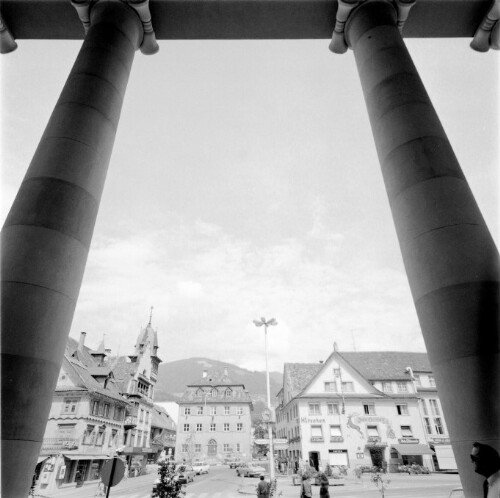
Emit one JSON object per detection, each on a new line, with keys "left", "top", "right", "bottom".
{"left": 319, "top": 472, "right": 330, "bottom": 498}
{"left": 300, "top": 474, "right": 312, "bottom": 498}
{"left": 257, "top": 475, "right": 270, "bottom": 498}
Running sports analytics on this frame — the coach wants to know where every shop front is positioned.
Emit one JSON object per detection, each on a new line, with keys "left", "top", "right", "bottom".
{"left": 390, "top": 444, "right": 434, "bottom": 471}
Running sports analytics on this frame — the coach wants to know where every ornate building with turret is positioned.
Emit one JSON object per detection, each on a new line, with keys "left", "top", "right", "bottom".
{"left": 111, "top": 313, "right": 163, "bottom": 473}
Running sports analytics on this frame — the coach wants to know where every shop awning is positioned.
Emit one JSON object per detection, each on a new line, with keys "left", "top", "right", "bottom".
{"left": 63, "top": 454, "right": 111, "bottom": 461}
{"left": 392, "top": 444, "right": 435, "bottom": 455}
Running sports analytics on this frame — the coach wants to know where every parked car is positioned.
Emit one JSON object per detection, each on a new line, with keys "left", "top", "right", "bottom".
{"left": 448, "top": 489, "right": 464, "bottom": 498}
{"left": 192, "top": 461, "right": 210, "bottom": 474}
{"left": 236, "top": 462, "right": 266, "bottom": 477}
{"left": 174, "top": 464, "right": 196, "bottom": 483}
{"left": 228, "top": 459, "right": 243, "bottom": 469}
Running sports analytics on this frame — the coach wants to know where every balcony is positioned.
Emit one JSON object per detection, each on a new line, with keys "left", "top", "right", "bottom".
{"left": 40, "top": 438, "right": 79, "bottom": 453}
{"left": 310, "top": 436, "right": 324, "bottom": 443}
{"left": 124, "top": 416, "right": 137, "bottom": 429}
{"left": 330, "top": 436, "right": 344, "bottom": 443}
{"left": 289, "top": 436, "right": 301, "bottom": 444}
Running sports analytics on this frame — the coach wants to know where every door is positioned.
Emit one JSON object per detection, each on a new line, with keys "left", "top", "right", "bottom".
{"left": 308, "top": 451, "right": 319, "bottom": 471}
{"left": 369, "top": 448, "right": 385, "bottom": 470}
{"left": 207, "top": 439, "right": 217, "bottom": 456}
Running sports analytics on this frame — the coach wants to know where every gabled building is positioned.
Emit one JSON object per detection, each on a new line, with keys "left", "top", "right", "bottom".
{"left": 37, "top": 332, "right": 130, "bottom": 494}
{"left": 275, "top": 347, "right": 449, "bottom": 474}
{"left": 110, "top": 316, "right": 163, "bottom": 474}
{"left": 175, "top": 368, "right": 253, "bottom": 464}
{"left": 150, "top": 404, "right": 177, "bottom": 461}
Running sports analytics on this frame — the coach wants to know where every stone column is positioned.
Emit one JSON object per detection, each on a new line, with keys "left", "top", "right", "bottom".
{"left": 1, "top": 2, "right": 143, "bottom": 496}
{"left": 343, "top": 1, "right": 499, "bottom": 496}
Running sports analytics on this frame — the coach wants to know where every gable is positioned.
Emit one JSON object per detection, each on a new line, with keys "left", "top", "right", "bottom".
{"left": 302, "top": 353, "right": 380, "bottom": 397}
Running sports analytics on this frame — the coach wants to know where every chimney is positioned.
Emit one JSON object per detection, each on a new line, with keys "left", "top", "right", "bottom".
{"left": 333, "top": 342, "right": 339, "bottom": 352}
{"left": 105, "top": 348, "right": 112, "bottom": 355}
{"left": 202, "top": 370, "right": 207, "bottom": 378}
{"left": 79, "top": 332, "right": 87, "bottom": 349}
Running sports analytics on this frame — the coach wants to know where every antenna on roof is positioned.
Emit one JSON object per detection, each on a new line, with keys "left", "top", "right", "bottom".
{"left": 148, "top": 306, "right": 154, "bottom": 325}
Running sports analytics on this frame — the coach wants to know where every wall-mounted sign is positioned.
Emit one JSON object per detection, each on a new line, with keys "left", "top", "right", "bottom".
{"left": 398, "top": 438, "right": 420, "bottom": 444}
{"left": 300, "top": 417, "right": 325, "bottom": 424}
{"left": 58, "top": 465, "right": 67, "bottom": 480}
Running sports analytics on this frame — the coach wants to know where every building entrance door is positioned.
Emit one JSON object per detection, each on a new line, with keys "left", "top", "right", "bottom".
{"left": 208, "top": 439, "right": 217, "bottom": 456}
{"left": 308, "top": 451, "right": 319, "bottom": 471}
{"left": 369, "top": 448, "right": 386, "bottom": 470}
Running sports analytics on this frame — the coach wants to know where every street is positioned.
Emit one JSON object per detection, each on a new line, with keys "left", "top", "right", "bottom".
{"left": 39, "top": 466, "right": 462, "bottom": 498}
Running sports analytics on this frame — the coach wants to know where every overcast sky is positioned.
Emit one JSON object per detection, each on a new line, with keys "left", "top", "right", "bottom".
{"left": 1, "top": 38, "right": 498, "bottom": 372}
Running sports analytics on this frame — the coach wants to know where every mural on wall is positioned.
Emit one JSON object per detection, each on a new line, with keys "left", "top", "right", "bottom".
{"left": 346, "top": 413, "right": 397, "bottom": 439}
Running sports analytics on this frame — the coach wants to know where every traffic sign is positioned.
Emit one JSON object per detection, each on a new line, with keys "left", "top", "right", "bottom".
{"left": 100, "top": 457, "right": 126, "bottom": 488}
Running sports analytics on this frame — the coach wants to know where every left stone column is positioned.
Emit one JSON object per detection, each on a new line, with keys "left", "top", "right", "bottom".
{"left": 1, "top": 2, "right": 143, "bottom": 496}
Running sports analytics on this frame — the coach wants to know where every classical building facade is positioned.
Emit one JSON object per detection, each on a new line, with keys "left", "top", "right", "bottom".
{"left": 275, "top": 348, "right": 453, "bottom": 474}
{"left": 175, "top": 369, "right": 253, "bottom": 463}
{"left": 37, "top": 332, "right": 129, "bottom": 494}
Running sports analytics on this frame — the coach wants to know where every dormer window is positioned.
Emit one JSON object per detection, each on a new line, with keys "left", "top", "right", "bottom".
{"left": 211, "top": 389, "right": 217, "bottom": 398}
{"left": 225, "top": 388, "right": 232, "bottom": 398}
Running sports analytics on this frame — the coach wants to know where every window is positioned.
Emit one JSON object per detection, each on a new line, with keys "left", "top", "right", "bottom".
{"left": 183, "top": 424, "right": 190, "bottom": 432}
{"left": 182, "top": 444, "right": 189, "bottom": 452}
{"left": 211, "top": 389, "right": 217, "bottom": 397}
{"left": 401, "top": 425, "right": 413, "bottom": 437}
{"left": 237, "top": 407, "right": 243, "bottom": 415}
{"left": 210, "top": 406, "right": 217, "bottom": 415}
{"left": 342, "top": 382, "right": 354, "bottom": 392}
{"left": 196, "top": 423, "right": 203, "bottom": 432}
{"left": 224, "top": 406, "right": 230, "bottom": 415}
{"left": 184, "top": 407, "right": 191, "bottom": 415}
{"left": 237, "top": 423, "right": 243, "bottom": 432}
{"left": 223, "top": 423, "right": 230, "bottom": 432}
{"left": 311, "top": 425, "right": 323, "bottom": 440}
{"left": 367, "top": 425, "right": 379, "bottom": 437}
{"left": 102, "top": 403, "right": 110, "bottom": 418}
{"left": 330, "top": 425, "right": 342, "bottom": 437}
{"left": 91, "top": 401, "right": 99, "bottom": 416}
{"left": 324, "top": 382, "right": 337, "bottom": 392}
{"left": 197, "top": 406, "right": 204, "bottom": 415}
{"left": 434, "top": 417, "right": 444, "bottom": 434}
{"left": 62, "top": 398, "right": 78, "bottom": 414}
{"left": 429, "top": 376, "right": 436, "bottom": 387}
{"left": 114, "top": 406, "right": 123, "bottom": 421}
{"left": 424, "top": 417, "right": 433, "bottom": 434}
{"left": 225, "top": 389, "right": 232, "bottom": 397}
{"left": 396, "top": 382, "right": 408, "bottom": 393}
{"left": 139, "top": 409, "right": 144, "bottom": 422}
{"left": 308, "top": 404, "right": 321, "bottom": 415}
{"left": 57, "top": 423, "right": 76, "bottom": 438}
{"left": 421, "top": 400, "right": 429, "bottom": 416}
{"left": 109, "top": 429, "right": 117, "bottom": 447}
{"left": 223, "top": 443, "right": 231, "bottom": 452}
{"left": 210, "top": 423, "right": 216, "bottom": 432}
{"left": 429, "top": 399, "right": 440, "bottom": 416}
{"left": 138, "top": 381, "right": 149, "bottom": 396}
{"left": 327, "top": 403, "right": 339, "bottom": 415}
{"left": 195, "top": 444, "right": 201, "bottom": 453}
{"left": 363, "top": 403, "right": 375, "bottom": 415}
{"left": 236, "top": 443, "right": 240, "bottom": 452}
{"left": 414, "top": 374, "right": 421, "bottom": 386}
{"left": 382, "top": 382, "right": 393, "bottom": 393}
{"left": 396, "top": 404, "right": 408, "bottom": 415}
{"left": 83, "top": 425, "right": 95, "bottom": 445}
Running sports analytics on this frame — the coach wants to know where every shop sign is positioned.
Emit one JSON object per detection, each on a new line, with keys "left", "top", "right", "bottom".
{"left": 329, "top": 450, "right": 347, "bottom": 454}
{"left": 398, "top": 438, "right": 419, "bottom": 444}
{"left": 58, "top": 465, "right": 66, "bottom": 480}
{"left": 429, "top": 437, "right": 450, "bottom": 444}
{"left": 300, "top": 417, "right": 325, "bottom": 423}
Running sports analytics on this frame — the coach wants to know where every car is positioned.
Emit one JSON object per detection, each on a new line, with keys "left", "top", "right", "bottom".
{"left": 174, "top": 464, "right": 196, "bottom": 483}
{"left": 228, "top": 459, "right": 242, "bottom": 469}
{"left": 192, "top": 461, "right": 210, "bottom": 474}
{"left": 448, "top": 489, "right": 464, "bottom": 498}
{"left": 236, "top": 462, "right": 266, "bottom": 477}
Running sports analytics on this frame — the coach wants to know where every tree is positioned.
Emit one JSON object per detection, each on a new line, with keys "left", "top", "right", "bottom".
{"left": 154, "top": 460, "right": 186, "bottom": 498}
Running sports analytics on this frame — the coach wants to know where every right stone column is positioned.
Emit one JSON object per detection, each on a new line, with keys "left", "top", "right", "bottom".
{"left": 343, "top": 1, "right": 499, "bottom": 495}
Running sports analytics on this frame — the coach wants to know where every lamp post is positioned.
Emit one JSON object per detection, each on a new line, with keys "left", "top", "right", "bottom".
{"left": 253, "top": 317, "right": 277, "bottom": 482}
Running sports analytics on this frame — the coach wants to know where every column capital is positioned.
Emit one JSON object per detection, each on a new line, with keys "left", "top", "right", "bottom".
{"left": 71, "top": 0, "right": 159, "bottom": 54}
{"left": 329, "top": 0, "right": 416, "bottom": 54}
{"left": 470, "top": 0, "right": 499, "bottom": 52}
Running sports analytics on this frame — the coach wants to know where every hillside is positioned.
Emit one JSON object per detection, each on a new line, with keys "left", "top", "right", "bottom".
{"left": 154, "top": 357, "right": 283, "bottom": 410}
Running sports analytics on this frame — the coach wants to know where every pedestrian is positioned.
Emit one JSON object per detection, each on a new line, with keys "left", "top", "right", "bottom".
{"left": 318, "top": 472, "right": 329, "bottom": 498}
{"left": 471, "top": 442, "right": 500, "bottom": 498}
{"left": 300, "top": 474, "right": 312, "bottom": 498}
{"left": 257, "top": 475, "right": 270, "bottom": 498}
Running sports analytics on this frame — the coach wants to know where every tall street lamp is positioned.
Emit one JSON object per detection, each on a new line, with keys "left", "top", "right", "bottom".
{"left": 253, "top": 317, "right": 277, "bottom": 482}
